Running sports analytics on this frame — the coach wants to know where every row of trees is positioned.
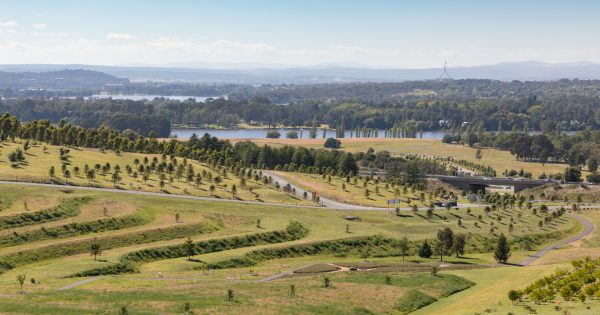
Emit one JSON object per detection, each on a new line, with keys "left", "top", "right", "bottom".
{"left": 0, "top": 113, "right": 360, "bottom": 176}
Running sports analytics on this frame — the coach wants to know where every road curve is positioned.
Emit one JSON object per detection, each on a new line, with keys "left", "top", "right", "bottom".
{"left": 519, "top": 213, "right": 594, "bottom": 266}
{"left": 262, "top": 171, "right": 387, "bottom": 210}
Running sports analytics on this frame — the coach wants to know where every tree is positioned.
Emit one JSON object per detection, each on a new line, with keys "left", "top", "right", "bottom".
{"left": 435, "top": 227, "right": 454, "bottom": 261}
{"left": 90, "top": 239, "right": 102, "bottom": 261}
{"left": 86, "top": 170, "right": 95, "bottom": 184}
{"left": 564, "top": 166, "right": 582, "bottom": 182}
{"left": 494, "top": 233, "right": 511, "bottom": 263}
{"left": 286, "top": 130, "right": 298, "bottom": 139}
{"left": 398, "top": 237, "right": 409, "bottom": 261}
{"left": 184, "top": 238, "right": 195, "bottom": 261}
{"left": 49, "top": 166, "right": 55, "bottom": 180}
{"left": 111, "top": 172, "right": 121, "bottom": 187}
{"left": 452, "top": 234, "right": 466, "bottom": 258}
{"left": 507, "top": 289, "right": 522, "bottom": 304}
{"left": 475, "top": 147, "right": 482, "bottom": 162}
{"left": 16, "top": 273, "right": 26, "bottom": 293}
{"left": 323, "top": 276, "right": 331, "bottom": 288}
{"left": 418, "top": 240, "right": 432, "bottom": 258}
{"left": 324, "top": 138, "right": 341, "bottom": 149}
{"left": 266, "top": 130, "right": 281, "bottom": 139}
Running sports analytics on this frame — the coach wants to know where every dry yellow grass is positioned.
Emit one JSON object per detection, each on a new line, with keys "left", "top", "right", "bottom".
{"left": 233, "top": 137, "right": 569, "bottom": 177}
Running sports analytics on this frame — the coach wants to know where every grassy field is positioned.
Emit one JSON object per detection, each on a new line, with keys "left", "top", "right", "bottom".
{"left": 236, "top": 138, "right": 570, "bottom": 177}
{"left": 273, "top": 171, "right": 467, "bottom": 208}
{"left": 0, "top": 140, "right": 312, "bottom": 206}
{"left": 0, "top": 183, "right": 582, "bottom": 314}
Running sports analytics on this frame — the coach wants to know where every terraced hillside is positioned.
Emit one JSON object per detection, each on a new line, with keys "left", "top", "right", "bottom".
{"left": 0, "top": 184, "right": 582, "bottom": 314}
{"left": 0, "top": 141, "right": 312, "bottom": 206}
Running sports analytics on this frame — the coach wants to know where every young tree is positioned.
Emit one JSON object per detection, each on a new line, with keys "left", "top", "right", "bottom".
{"left": 49, "top": 166, "right": 55, "bottom": 180}
{"left": 507, "top": 289, "right": 523, "bottom": 304}
{"left": 452, "top": 234, "right": 466, "bottom": 258}
{"left": 323, "top": 276, "right": 331, "bottom": 288}
{"left": 435, "top": 227, "right": 454, "bottom": 261}
{"left": 90, "top": 239, "right": 102, "bottom": 261}
{"left": 398, "top": 237, "right": 409, "bottom": 261}
{"left": 184, "top": 238, "right": 195, "bottom": 261}
{"left": 418, "top": 240, "right": 432, "bottom": 258}
{"left": 16, "top": 273, "right": 26, "bottom": 293}
{"left": 494, "top": 233, "right": 511, "bottom": 263}
{"left": 86, "top": 169, "right": 95, "bottom": 185}
{"left": 475, "top": 147, "right": 482, "bottom": 162}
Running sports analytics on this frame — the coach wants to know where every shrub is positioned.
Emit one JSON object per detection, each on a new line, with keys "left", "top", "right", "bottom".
{"left": 0, "top": 221, "right": 221, "bottom": 273}
{"left": 324, "top": 138, "right": 341, "bottom": 149}
{"left": 266, "top": 130, "right": 281, "bottom": 138}
{"left": 0, "top": 197, "right": 91, "bottom": 230}
{"left": 70, "top": 263, "right": 138, "bottom": 277}
{"left": 0, "top": 214, "right": 149, "bottom": 248}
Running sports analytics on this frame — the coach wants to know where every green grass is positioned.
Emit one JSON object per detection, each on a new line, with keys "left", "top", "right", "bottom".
{"left": 0, "top": 141, "right": 313, "bottom": 206}
{"left": 242, "top": 138, "right": 571, "bottom": 177}
{"left": 0, "top": 182, "right": 585, "bottom": 314}
{"left": 395, "top": 289, "right": 438, "bottom": 313}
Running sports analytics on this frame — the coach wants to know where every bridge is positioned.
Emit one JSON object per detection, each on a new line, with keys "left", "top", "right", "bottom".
{"left": 430, "top": 175, "right": 551, "bottom": 193}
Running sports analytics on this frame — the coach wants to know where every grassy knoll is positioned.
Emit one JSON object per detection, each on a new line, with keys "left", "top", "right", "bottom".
{"left": 0, "top": 184, "right": 583, "bottom": 314}
{"left": 0, "top": 141, "right": 312, "bottom": 206}
{"left": 238, "top": 138, "right": 569, "bottom": 177}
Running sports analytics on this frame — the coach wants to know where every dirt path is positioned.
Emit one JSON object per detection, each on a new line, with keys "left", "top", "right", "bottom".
{"left": 519, "top": 213, "right": 594, "bottom": 266}
{"left": 55, "top": 276, "right": 102, "bottom": 291}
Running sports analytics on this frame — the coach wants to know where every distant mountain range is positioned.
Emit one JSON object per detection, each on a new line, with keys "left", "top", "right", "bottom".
{"left": 1, "top": 61, "right": 600, "bottom": 84}
{"left": 0, "top": 69, "right": 128, "bottom": 90}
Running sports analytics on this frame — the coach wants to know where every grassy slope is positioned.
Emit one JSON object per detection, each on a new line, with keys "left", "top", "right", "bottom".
{"left": 0, "top": 141, "right": 311, "bottom": 206}
{"left": 236, "top": 138, "right": 569, "bottom": 177}
{"left": 273, "top": 171, "right": 466, "bottom": 208}
{"left": 0, "top": 183, "right": 581, "bottom": 314}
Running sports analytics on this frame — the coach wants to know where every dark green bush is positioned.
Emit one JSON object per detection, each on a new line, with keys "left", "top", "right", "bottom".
{"left": 123, "top": 221, "right": 308, "bottom": 263}
{"left": 70, "top": 262, "right": 138, "bottom": 277}
{"left": 0, "top": 220, "right": 221, "bottom": 273}
{"left": 0, "top": 214, "right": 150, "bottom": 247}
{"left": 0, "top": 197, "right": 91, "bottom": 230}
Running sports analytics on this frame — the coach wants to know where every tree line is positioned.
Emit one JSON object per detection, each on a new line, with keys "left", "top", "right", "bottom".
{"left": 0, "top": 113, "right": 359, "bottom": 176}
{"left": 2, "top": 79, "right": 600, "bottom": 136}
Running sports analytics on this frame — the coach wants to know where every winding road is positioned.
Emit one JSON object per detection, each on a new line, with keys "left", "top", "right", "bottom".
{"left": 518, "top": 212, "right": 594, "bottom": 266}
{"left": 0, "top": 176, "right": 596, "bottom": 291}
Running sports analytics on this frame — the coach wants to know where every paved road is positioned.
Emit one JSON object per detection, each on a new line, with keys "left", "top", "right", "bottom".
{"left": 519, "top": 213, "right": 594, "bottom": 266}
{"left": 262, "top": 171, "right": 387, "bottom": 210}
{"left": 0, "top": 180, "right": 332, "bottom": 210}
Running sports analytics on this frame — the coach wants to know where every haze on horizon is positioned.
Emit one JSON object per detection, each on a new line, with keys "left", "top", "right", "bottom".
{"left": 0, "top": 0, "right": 598, "bottom": 69}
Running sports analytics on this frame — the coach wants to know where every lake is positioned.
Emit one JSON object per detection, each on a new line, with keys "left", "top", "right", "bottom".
{"left": 170, "top": 128, "right": 450, "bottom": 139}
{"left": 88, "top": 94, "right": 226, "bottom": 102}
{"left": 170, "top": 128, "right": 579, "bottom": 140}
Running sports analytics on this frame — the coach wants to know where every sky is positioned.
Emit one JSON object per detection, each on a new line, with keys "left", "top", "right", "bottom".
{"left": 0, "top": 0, "right": 599, "bottom": 68}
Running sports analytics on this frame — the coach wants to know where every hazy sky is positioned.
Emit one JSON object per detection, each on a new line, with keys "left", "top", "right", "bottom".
{"left": 0, "top": 0, "right": 598, "bottom": 68}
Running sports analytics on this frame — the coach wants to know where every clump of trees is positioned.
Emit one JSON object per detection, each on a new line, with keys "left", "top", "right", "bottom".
{"left": 511, "top": 257, "right": 600, "bottom": 305}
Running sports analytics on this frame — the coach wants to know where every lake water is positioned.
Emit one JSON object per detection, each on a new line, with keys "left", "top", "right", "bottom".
{"left": 170, "top": 128, "right": 579, "bottom": 140}
{"left": 170, "top": 128, "right": 450, "bottom": 139}
{"left": 88, "top": 94, "right": 225, "bottom": 102}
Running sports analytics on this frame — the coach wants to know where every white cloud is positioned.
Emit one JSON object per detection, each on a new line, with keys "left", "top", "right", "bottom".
{"left": 0, "top": 20, "right": 18, "bottom": 33}
{"left": 32, "top": 23, "right": 47, "bottom": 30}
{"left": 0, "top": 20, "right": 17, "bottom": 28}
{"left": 106, "top": 33, "right": 136, "bottom": 40}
